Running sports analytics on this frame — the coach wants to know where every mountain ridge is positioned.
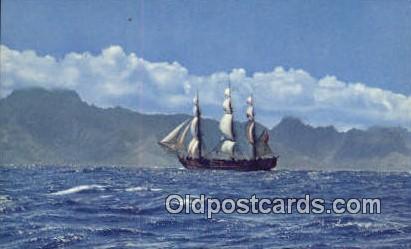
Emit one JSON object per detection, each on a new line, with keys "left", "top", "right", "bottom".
{"left": 1, "top": 88, "right": 410, "bottom": 171}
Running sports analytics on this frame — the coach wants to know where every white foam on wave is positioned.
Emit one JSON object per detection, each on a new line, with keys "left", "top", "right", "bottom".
{"left": 125, "top": 186, "right": 147, "bottom": 192}
{"left": 333, "top": 220, "right": 406, "bottom": 231}
{"left": 0, "top": 195, "right": 11, "bottom": 204}
{"left": 125, "top": 186, "right": 162, "bottom": 192}
{"left": 334, "top": 221, "right": 374, "bottom": 229}
{"left": 49, "top": 184, "right": 105, "bottom": 196}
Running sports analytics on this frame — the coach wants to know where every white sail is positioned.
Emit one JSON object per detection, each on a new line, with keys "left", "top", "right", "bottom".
{"left": 158, "top": 91, "right": 205, "bottom": 158}
{"left": 188, "top": 138, "right": 195, "bottom": 152}
{"left": 246, "top": 121, "right": 255, "bottom": 144}
{"left": 160, "top": 119, "right": 189, "bottom": 145}
{"left": 246, "top": 96, "right": 253, "bottom": 105}
{"left": 221, "top": 140, "right": 235, "bottom": 156}
{"left": 224, "top": 87, "right": 231, "bottom": 97}
{"left": 177, "top": 122, "right": 191, "bottom": 148}
{"left": 188, "top": 91, "right": 202, "bottom": 158}
{"left": 190, "top": 117, "right": 198, "bottom": 137}
{"left": 246, "top": 106, "right": 254, "bottom": 120}
{"left": 219, "top": 114, "right": 234, "bottom": 140}
{"left": 223, "top": 98, "right": 232, "bottom": 113}
{"left": 246, "top": 95, "right": 258, "bottom": 158}
{"left": 188, "top": 138, "right": 199, "bottom": 157}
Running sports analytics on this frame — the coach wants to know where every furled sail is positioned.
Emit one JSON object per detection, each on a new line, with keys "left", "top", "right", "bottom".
{"left": 256, "top": 129, "right": 273, "bottom": 157}
{"left": 159, "top": 119, "right": 190, "bottom": 151}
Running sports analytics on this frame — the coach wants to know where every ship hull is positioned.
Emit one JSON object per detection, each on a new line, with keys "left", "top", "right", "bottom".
{"left": 178, "top": 156, "right": 278, "bottom": 171}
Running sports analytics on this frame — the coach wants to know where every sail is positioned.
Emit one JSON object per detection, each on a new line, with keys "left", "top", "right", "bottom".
{"left": 246, "top": 96, "right": 253, "bottom": 105}
{"left": 193, "top": 95, "right": 199, "bottom": 114}
{"left": 159, "top": 119, "right": 190, "bottom": 150}
{"left": 224, "top": 87, "right": 231, "bottom": 97}
{"left": 190, "top": 117, "right": 198, "bottom": 137}
{"left": 218, "top": 85, "right": 235, "bottom": 155}
{"left": 219, "top": 114, "right": 234, "bottom": 140}
{"left": 246, "top": 121, "right": 255, "bottom": 144}
{"left": 256, "top": 129, "right": 272, "bottom": 157}
{"left": 176, "top": 122, "right": 191, "bottom": 149}
{"left": 246, "top": 106, "right": 254, "bottom": 120}
{"left": 245, "top": 96, "right": 255, "bottom": 144}
{"left": 186, "top": 91, "right": 202, "bottom": 158}
{"left": 223, "top": 98, "right": 232, "bottom": 113}
{"left": 221, "top": 140, "right": 235, "bottom": 156}
{"left": 188, "top": 138, "right": 199, "bottom": 157}
{"left": 246, "top": 95, "right": 258, "bottom": 159}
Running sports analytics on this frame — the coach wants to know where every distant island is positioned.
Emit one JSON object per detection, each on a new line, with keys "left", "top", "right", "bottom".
{"left": 1, "top": 88, "right": 410, "bottom": 171}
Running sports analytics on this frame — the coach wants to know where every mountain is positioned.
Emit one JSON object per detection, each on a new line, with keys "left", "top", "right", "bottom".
{"left": 271, "top": 117, "right": 343, "bottom": 160}
{"left": 270, "top": 117, "right": 411, "bottom": 171}
{"left": 0, "top": 88, "right": 184, "bottom": 166}
{"left": 1, "top": 88, "right": 410, "bottom": 171}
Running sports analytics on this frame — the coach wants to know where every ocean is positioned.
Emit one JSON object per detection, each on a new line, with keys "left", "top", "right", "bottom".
{"left": 1, "top": 166, "right": 410, "bottom": 248}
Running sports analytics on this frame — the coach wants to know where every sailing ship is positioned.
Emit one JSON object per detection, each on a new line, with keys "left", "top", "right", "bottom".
{"left": 159, "top": 86, "right": 278, "bottom": 171}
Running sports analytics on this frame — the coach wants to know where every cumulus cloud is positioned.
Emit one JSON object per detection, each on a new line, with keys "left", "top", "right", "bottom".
{"left": 1, "top": 44, "right": 410, "bottom": 130}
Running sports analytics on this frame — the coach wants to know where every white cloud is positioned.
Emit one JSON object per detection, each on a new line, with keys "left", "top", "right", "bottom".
{"left": 1, "top": 44, "right": 410, "bottom": 130}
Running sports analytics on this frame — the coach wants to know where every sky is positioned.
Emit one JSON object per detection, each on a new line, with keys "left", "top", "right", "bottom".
{"left": 1, "top": 0, "right": 410, "bottom": 130}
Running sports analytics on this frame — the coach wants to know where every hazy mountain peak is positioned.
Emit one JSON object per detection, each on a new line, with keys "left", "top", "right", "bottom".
{"left": 6, "top": 87, "right": 81, "bottom": 102}
{"left": 276, "top": 116, "right": 306, "bottom": 128}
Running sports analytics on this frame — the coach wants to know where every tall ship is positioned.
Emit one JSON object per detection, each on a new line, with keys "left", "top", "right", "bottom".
{"left": 159, "top": 85, "right": 278, "bottom": 171}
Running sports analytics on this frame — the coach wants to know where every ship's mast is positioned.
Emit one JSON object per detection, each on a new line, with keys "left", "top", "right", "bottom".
{"left": 219, "top": 81, "right": 236, "bottom": 158}
{"left": 196, "top": 90, "right": 202, "bottom": 158}
{"left": 187, "top": 90, "right": 202, "bottom": 159}
{"left": 228, "top": 80, "right": 235, "bottom": 140}
{"left": 247, "top": 94, "right": 274, "bottom": 159}
{"left": 159, "top": 91, "right": 202, "bottom": 159}
{"left": 246, "top": 95, "right": 257, "bottom": 159}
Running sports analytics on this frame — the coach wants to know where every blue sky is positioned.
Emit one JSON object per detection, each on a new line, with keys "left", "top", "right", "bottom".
{"left": 1, "top": 0, "right": 411, "bottom": 129}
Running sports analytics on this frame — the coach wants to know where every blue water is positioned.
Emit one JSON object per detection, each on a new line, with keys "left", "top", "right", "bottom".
{"left": 1, "top": 166, "right": 411, "bottom": 248}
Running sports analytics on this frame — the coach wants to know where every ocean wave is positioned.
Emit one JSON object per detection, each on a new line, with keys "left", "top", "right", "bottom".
{"left": 94, "top": 227, "right": 156, "bottom": 237}
{"left": 125, "top": 186, "right": 147, "bottom": 192}
{"left": 0, "top": 195, "right": 12, "bottom": 204}
{"left": 2, "top": 167, "right": 410, "bottom": 248}
{"left": 332, "top": 219, "right": 407, "bottom": 235}
{"left": 125, "top": 186, "right": 162, "bottom": 192}
{"left": 49, "top": 185, "right": 105, "bottom": 196}
{"left": 41, "top": 234, "right": 83, "bottom": 249}
{"left": 334, "top": 221, "right": 375, "bottom": 229}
